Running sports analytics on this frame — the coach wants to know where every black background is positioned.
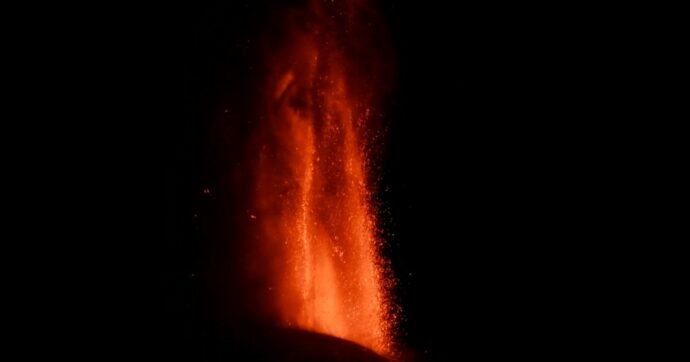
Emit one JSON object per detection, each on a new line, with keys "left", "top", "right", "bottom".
{"left": 8, "top": 1, "right": 669, "bottom": 360}
{"left": 150, "top": 1, "right": 610, "bottom": 360}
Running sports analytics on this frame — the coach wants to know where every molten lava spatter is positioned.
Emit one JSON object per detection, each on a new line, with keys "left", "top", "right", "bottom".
{"left": 248, "top": 0, "right": 395, "bottom": 356}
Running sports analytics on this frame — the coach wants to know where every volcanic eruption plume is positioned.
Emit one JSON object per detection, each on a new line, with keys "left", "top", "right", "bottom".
{"left": 241, "top": 0, "right": 397, "bottom": 357}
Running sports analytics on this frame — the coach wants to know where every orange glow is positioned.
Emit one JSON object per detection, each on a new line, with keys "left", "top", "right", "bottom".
{"left": 248, "top": 0, "right": 395, "bottom": 357}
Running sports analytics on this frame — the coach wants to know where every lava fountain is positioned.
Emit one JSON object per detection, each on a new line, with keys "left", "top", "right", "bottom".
{"left": 245, "top": 0, "right": 396, "bottom": 357}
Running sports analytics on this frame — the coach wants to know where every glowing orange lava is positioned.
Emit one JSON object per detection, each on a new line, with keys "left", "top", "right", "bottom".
{"left": 248, "top": 0, "right": 395, "bottom": 356}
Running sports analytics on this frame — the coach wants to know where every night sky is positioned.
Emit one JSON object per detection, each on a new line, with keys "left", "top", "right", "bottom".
{"left": 158, "top": 1, "right": 600, "bottom": 360}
